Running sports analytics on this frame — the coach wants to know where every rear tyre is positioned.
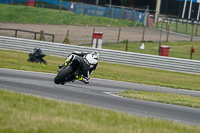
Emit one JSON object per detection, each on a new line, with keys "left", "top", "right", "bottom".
{"left": 54, "top": 66, "right": 73, "bottom": 84}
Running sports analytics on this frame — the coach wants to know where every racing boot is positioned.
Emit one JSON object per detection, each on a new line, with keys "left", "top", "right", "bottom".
{"left": 77, "top": 76, "right": 89, "bottom": 84}
{"left": 71, "top": 75, "right": 79, "bottom": 83}
{"left": 82, "top": 77, "right": 89, "bottom": 84}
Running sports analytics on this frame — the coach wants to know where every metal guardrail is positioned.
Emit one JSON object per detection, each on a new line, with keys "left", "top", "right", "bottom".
{"left": 0, "top": 36, "right": 200, "bottom": 75}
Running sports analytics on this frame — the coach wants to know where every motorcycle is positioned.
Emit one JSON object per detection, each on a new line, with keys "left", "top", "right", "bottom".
{"left": 27, "top": 48, "right": 47, "bottom": 65}
{"left": 54, "top": 57, "right": 82, "bottom": 85}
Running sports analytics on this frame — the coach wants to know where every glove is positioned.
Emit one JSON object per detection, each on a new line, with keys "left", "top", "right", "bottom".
{"left": 64, "top": 59, "right": 70, "bottom": 66}
{"left": 58, "top": 63, "right": 67, "bottom": 69}
{"left": 58, "top": 65, "right": 64, "bottom": 69}
{"left": 58, "top": 60, "right": 70, "bottom": 69}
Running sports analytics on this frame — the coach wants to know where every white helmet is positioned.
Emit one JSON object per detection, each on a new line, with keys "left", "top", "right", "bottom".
{"left": 91, "top": 51, "right": 100, "bottom": 60}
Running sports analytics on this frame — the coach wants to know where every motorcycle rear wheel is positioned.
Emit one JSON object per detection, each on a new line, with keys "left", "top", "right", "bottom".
{"left": 54, "top": 66, "right": 73, "bottom": 84}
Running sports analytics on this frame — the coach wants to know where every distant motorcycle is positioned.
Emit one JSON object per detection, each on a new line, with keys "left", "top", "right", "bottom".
{"left": 27, "top": 48, "right": 47, "bottom": 65}
{"left": 54, "top": 56, "right": 83, "bottom": 85}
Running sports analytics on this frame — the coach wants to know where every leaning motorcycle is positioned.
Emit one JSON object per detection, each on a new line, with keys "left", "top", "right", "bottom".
{"left": 27, "top": 48, "right": 47, "bottom": 65}
{"left": 54, "top": 57, "right": 82, "bottom": 85}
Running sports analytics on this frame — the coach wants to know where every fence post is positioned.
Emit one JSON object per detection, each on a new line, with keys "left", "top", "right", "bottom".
{"left": 52, "top": 35, "right": 55, "bottom": 42}
{"left": 166, "top": 25, "right": 170, "bottom": 42}
{"left": 165, "top": 16, "right": 168, "bottom": 30}
{"left": 132, "top": 9, "right": 135, "bottom": 21}
{"left": 15, "top": 30, "right": 17, "bottom": 37}
{"left": 91, "top": 28, "right": 95, "bottom": 45}
{"left": 117, "top": 26, "right": 121, "bottom": 43}
{"left": 125, "top": 40, "right": 128, "bottom": 52}
{"left": 142, "top": 26, "right": 145, "bottom": 42}
{"left": 190, "top": 46, "right": 193, "bottom": 59}
{"left": 39, "top": 30, "right": 43, "bottom": 41}
{"left": 175, "top": 17, "right": 178, "bottom": 33}
{"left": 185, "top": 19, "right": 188, "bottom": 34}
{"left": 109, "top": 5, "right": 111, "bottom": 18}
{"left": 122, "top": 7, "right": 124, "bottom": 19}
{"left": 195, "top": 21, "right": 199, "bottom": 36}
{"left": 67, "top": 29, "right": 69, "bottom": 37}
{"left": 11, "top": 0, "right": 13, "bottom": 5}
{"left": 158, "top": 20, "right": 164, "bottom": 56}
{"left": 63, "top": 35, "right": 70, "bottom": 44}
{"left": 34, "top": 33, "right": 36, "bottom": 40}
{"left": 156, "top": 14, "right": 159, "bottom": 28}
{"left": 191, "top": 23, "right": 194, "bottom": 42}
{"left": 59, "top": 0, "right": 62, "bottom": 12}
{"left": 63, "top": 30, "right": 70, "bottom": 44}
{"left": 83, "top": 4, "right": 85, "bottom": 16}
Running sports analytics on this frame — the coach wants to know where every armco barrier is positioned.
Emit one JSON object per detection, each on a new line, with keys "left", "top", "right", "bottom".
{"left": 0, "top": 36, "right": 200, "bottom": 75}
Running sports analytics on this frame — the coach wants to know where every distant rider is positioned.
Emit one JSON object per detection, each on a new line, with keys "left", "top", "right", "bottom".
{"left": 28, "top": 47, "right": 47, "bottom": 64}
{"left": 58, "top": 51, "right": 100, "bottom": 84}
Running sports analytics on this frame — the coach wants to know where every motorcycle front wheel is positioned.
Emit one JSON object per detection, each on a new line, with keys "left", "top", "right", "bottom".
{"left": 54, "top": 66, "right": 73, "bottom": 84}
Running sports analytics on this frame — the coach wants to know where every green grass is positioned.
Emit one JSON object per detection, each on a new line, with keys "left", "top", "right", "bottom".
{"left": 1, "top": 89, "right": 200, "bottom": 133}
{"left": 84, "top": 41, "right": 200, "bottom": 60}
{"left": 1, "top": 4, "right": 200, "bottom": 131}
{"left": 0, "top": 4, "right": 137, "bottom": 26}
{"left": 154, "top": 21, "right": 200, "bottom": 37}
{"left": 1, "top": 49, "right": 200, "bottom": 91}
{"left": 97, "top": 41, "right": 200, "bottom": 61}
{"left": 118, "top": 90, "right": 200, "bottom": 108}
{"left": 1, "top": 50, "right": 200, "bottom": 132}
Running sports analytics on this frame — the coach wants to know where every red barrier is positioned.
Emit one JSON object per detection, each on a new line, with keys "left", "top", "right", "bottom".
{"left": 149, "top": 15, "right": 154, "bottom": 27}
{"left": 160, "top": 46, "right": 170, "bottom": 57}
{"left": 27, "top": 0, "right": 35, "bottom": 7}
{"left": 190, "top": 48, "right": 195, "bottom": 53}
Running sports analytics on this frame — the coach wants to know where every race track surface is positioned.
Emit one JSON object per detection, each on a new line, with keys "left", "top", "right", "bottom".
{"left": 0, "top": 68, "right": 200, "bottom": 126}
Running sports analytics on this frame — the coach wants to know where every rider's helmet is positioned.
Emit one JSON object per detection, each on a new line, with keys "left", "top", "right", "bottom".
{"left": 34, "top": 47, "right": 41, "bottom": 53}
{"left": 91, "top": 51, "right": 100, "bottom": 60}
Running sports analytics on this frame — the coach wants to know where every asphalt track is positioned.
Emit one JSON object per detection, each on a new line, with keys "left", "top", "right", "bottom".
{"left": 0, "top": 68, "right": 200, "bottom": 126}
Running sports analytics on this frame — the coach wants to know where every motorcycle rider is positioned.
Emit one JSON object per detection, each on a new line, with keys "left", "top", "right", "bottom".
{"left": 58, "top": 51, "right": 100, "bottom": 84}
{"left": 28, "top": 47, "right": 47, "bottom": 65}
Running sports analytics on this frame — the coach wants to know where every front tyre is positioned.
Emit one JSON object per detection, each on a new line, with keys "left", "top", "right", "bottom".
{"left": 54, "top": 66, "right": 73, "bottom": 84}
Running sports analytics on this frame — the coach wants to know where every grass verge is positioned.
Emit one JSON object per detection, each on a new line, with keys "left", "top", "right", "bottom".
{"left": 0, "top": 89, "right": 200, "bottom": 133}
{"left": 0, "top": 4, "right": 137, "bottom": 26}
{"left": 154, "top": 22, "right": 200, "bottom": 37}
{"left": 0, "top": 49, "right": 200, "bottom": 91}
{"left": 1, "top": 49, "right": 200, "bottom": 108}
{"left": 83, "top": 41, "right": 200, "bottom": 61}
{"left": 117, "top": 90, "right": 200, "bottom": 108}
{"left": 1, "top": 49, "right": 200, "bottom": 131}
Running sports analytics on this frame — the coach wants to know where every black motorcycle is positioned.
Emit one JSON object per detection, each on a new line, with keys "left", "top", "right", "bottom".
{"left": 54, "top": 57, "right": 82, "bottom": 85}
{"left": 27, "top": 48, "right": 47, "bottom": 65}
